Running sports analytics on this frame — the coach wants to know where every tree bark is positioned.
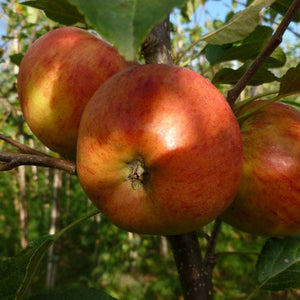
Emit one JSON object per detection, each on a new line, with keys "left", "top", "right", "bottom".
{"left": 168, "top": 232, "right": 213, "bottom": 300}
{"left": 17, "top": 134, "right": 28, "bottom": 249}
{"left": 46, "top": 169, "right": 62, "bottom": 288}
{"left": 141, "top": 18, "right": 173, "bottom": 65}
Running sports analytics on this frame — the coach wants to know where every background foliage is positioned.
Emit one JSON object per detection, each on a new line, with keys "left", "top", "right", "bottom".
{"left": 0, "top": 0, "right": 299, "bottom": 299}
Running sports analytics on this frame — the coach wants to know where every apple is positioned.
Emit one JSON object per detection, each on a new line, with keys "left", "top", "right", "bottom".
{"left": 221, "top": 100, "right": 300, "bottom": 236}
{"left": 17, "top": 26, "right": 132, "bottom": 157}
{"left": 76, "top": 64, "right": 243, "bottom": 235}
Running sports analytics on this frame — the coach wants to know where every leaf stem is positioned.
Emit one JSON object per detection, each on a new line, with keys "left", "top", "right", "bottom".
{"left": 237, "top": 91, "right": 300, "bottom": 121}
{"left": 54, "top": 210, "right": 100, "bottom": 241}
{"left": 215, "top": 251, "right": 260, "bottom": 258}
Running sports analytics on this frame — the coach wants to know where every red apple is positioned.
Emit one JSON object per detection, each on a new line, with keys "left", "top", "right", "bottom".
{"left": 17, "top": 26, "right": 132, "bottom": 156}
{"left": 77, "top": 64, "right": 243, "bottom": 235}
{"left": 221, "top": 100, "right": 300, "bottom": 236}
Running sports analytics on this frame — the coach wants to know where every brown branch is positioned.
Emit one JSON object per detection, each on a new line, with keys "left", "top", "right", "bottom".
{"left": 0, "top": 133, "right": 46, "bottom": 155}
{"left": 203, "top": 218, "right": 222, "bottom": 272}
{"left": 0, "top": 151, "right": 76, "bottom": 175}
{"left": 0, "top": 133, "right": 76, "bottom": 174}
{"left": 226, "top": 0, "right": 300, "bottom": 106}
{"left": 262, "top": 15, "right": 300, "bottom": 39}
{"left": 168, "top": 232, "right": 213, "bottom": 300}
{"left": 141, "top": 18, "right": 173, "bottom": 64}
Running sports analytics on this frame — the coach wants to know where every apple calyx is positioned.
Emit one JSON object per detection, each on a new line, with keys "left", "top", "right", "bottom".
{"left": 126, "top": 157, "right": 150, "bottom": 190}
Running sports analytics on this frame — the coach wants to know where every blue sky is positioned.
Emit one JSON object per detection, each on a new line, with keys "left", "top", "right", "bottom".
{"left": 0, "top": 0, "right": 6, "bottom": 36}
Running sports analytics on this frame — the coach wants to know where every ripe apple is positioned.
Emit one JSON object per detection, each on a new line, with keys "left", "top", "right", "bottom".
{"left": 17, "top": 26, "right": 132, "bottom": 157}
{"left": 221, "top": 100, "right": 300, "bottom": 236}
{"left": 76, "top": 64, "right": 243, "bottom": 235}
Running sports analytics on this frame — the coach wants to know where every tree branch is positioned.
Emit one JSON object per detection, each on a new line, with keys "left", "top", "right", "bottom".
{"left": 0, "top": 133, "right": 76, "bottom": 174}
{"left": 204, "top": 218, "right": 222, "bottom": 272}
{"left": 141, "top": 18, "right": 173, "bottom": 64}
{"left": 226, "top": 0, "right": 300, "bottom": 106}
{"left": 0, "top": 151, "right": 76, "bottom": 174}
{"left": 0, "top": 133, "right": 46, "bottom": 155}
{"left": 168, "top": 232, "right": 213, "bottom": 300}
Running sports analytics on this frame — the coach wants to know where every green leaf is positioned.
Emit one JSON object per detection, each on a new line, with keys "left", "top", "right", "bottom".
{"left": 0, "top": 235, "right": 54, "bottom": 300}
{"left": 28, "top": 287, "right": 117, "bottom": 300}
{"left": 205, "top": 26, "right": 286, "bottom": 68}
{"left": 212, "top": 62, "right": 279, "bottom": 86}
{"left": 205, "top": 44, "right": 232, "bottom": 65}
{"left": 10, "top": 54, "right": 24, "bottom": 66}
{"left": 271, "top": 0, "right": 300, "bottom": 22}
{"left": 279, "top": 63, "right": 300, "bottom": 95}
{"left": 67, "top": 0, "right": 188, "bottom": 61}
{"left": 22, "top": 0, "right": 86, "bottom": 25}
{"left": 181, "top": 0, "right": 206, "bottom": 21}
{"left": 265, "top": 46, "right": 286, "bottom": 68}
{"left": 0, "top": 210, "right": 100, "bottom": 300}
{"left": 281, "top": 99, "right": 300, "bottom": 110}
{"left": 256, "top": 236, "right": 300, "bottom": 290}
{"left": 200, "top": 0, "right": 277, "bottom": 44}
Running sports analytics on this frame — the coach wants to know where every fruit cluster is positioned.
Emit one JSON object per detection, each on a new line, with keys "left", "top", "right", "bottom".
{"left": 18, "top": 27, "right": 300, "bottom": 236}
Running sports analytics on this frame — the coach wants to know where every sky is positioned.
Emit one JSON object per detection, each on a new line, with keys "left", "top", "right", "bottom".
{"left": 0, "top": 0, "right": 6, "bottom": 36}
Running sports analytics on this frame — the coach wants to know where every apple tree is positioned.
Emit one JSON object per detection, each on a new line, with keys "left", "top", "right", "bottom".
{"left": 0, "top": 0, "right": 300, "bottom": 299}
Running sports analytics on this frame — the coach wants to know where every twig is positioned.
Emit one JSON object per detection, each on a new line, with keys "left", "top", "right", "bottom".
{"left": 215, "top": 251, "right": 260, "bottom": 258}
{"left": 203, "top": 218, "right": 222, "bottom": 272}
{"left": 0, "top": 133, "right": 47, "bottom": 155}
{"left": 0, "top": 133, "right": 76, "bottom": 174}
{"left": 226, "top": 0, "right": 300, "bottom": 106}
{"left": 262, "top": 15, "right": 300, "bottom": 39}
{"left": 0, "top": 151, "right": 76, "bottom": 174}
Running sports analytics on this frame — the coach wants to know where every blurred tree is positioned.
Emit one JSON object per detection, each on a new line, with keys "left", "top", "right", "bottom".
{"left": 0, "top": 1, "right": 299, "bottom": 299}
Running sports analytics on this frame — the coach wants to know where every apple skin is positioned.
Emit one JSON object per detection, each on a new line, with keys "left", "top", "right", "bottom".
{"left": 221, "top": 100, "right": 300, "bottom": 236}
{"left": 77, "top": 64, "right": 243, "bottom": 235}
{"left": 17, "top": 26, "right": 131, "bottom": 156}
